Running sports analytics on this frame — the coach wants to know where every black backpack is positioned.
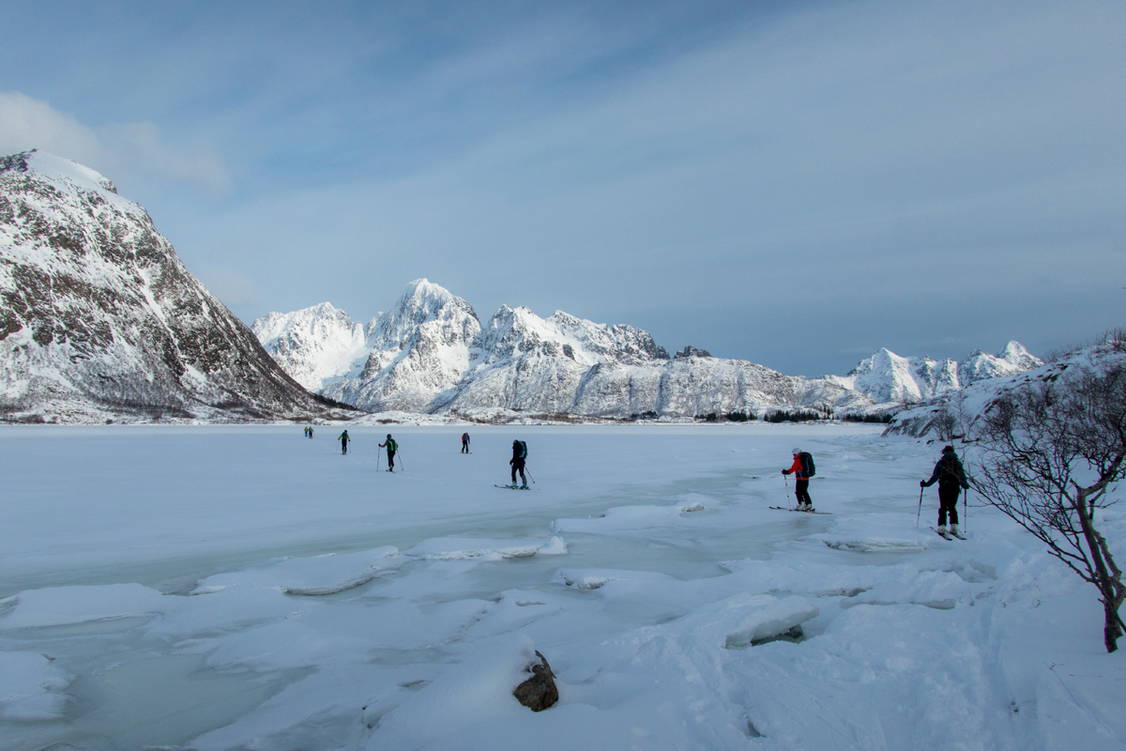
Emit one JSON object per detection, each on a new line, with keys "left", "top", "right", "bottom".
{"left": 517, "top": 440, "right": 528, "bottom": 459}
{"left": 799, "top": 451, "right": 816, "bottom": 477}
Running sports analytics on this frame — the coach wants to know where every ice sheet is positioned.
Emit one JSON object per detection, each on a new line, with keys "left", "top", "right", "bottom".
{"left": 0, "top": 423, "right": 1121, "bottom": 750}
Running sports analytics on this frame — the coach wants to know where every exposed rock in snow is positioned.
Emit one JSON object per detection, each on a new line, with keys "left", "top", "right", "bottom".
{"left": 512, "top": 650, "right": 559, "bottom": 712}
{"left": 0, "top": 149, "right": 355, "bottom": 423}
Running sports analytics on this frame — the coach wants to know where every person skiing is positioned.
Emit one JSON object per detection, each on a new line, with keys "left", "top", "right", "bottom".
{"left": 781, "top": 448, "right": 815, "bottom": 511}
{"left": 921, "top": 445, "right": 970, "bottom": 538}
{"left": 461, "top": 432, "right": 471, "bottom": 454}
{"left": 379, "top": 434, "right": 398, "bottom": 472}
{"left": 308, "top": 426, "right": 314, "bottom": 439}
{"left": 338, "top": 429, "right": 350, "bottom": 455}
{"left": 509, "top": 439, "right": 528, "bottom": 489}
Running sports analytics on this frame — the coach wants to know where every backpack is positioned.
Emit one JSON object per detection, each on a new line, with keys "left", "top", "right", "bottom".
{"left": 388, "top": 439, "right": 398, "bottom": 452}
{"left": 517, "top": 440, "right": 528, "bottom": 459}
{"left": 799, "top": 451, "right": 815, "bottom": 477}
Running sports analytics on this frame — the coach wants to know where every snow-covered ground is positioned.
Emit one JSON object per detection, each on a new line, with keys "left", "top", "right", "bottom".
{"left": 1, "top": 424, "right": 1123, "bottom": 750}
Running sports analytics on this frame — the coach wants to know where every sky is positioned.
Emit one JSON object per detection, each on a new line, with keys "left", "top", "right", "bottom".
{"left": 1, "top": 0, "right": 1123, "bottom": 376}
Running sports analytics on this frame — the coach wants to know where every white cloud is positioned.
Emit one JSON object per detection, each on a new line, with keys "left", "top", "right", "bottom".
{"left": 0, "top": 91, "right": 104, "bottom": 164}
{"left": 0, "top": 91, "right": 230, "bottom": 192}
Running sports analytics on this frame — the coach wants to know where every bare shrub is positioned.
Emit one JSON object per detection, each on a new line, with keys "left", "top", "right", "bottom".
{"left": 972, "top": 363, "right": 1126, "bottom": 652}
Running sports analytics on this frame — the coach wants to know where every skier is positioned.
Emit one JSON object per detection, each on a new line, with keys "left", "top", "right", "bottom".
{"left": 308, "top": 426, "right": 314, "bottom": 439}
{"left": 338, "top": 429, "right": 350, "bottom": 455}
{"left": 509, "top": 439, "right": 528, "bottom": 489}
{"left": 921, "top": 445, "right": 970, "bottom": 538}
{"left": 461, "top": 432, "right": 471, "bottom": 454}
{"left": 379, "top": 434, "right": 398, "bottom": 472}
{"left": 781, "top": 448, "right": 816, "bottom": 511}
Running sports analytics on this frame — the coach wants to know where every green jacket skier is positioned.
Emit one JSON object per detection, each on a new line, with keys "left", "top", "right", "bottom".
{"left": 379, "top": 434, "right": 398, "bottom": 471}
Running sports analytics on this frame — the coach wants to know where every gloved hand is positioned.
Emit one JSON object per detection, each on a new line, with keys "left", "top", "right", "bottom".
{"left": 919, "top": 480, "right": 926, "bottom": 488}
{"left": 781, "top": 469, "right": 788, "bottom": 475}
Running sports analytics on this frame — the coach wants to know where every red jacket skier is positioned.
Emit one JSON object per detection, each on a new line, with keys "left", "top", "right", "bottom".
{"left": 782, "top": 449, "right": 815, "bottom": 511}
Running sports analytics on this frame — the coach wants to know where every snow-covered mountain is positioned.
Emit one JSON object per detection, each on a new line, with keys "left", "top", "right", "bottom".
{"left": 884, "top": 337, "right": 1123, "bottom": 439}
{"left": 255, "top": 280, "right": 1039, "bottom": 420}
{"left": 0, "top": 150, "right": 355, "bottom": 423}
{"left": 826, "top": 342, "right": 1042, "bottom": 404}
{"left": 253, "top": 302, "right": 369, "bottom": 392}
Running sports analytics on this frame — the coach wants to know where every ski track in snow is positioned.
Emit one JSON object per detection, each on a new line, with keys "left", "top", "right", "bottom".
{"left": 0, "top": 423, "right": 1123, "bottom": 751}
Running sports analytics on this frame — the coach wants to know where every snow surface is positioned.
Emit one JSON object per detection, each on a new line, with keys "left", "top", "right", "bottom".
{"left": 1, "top": 424, "right": 1123, "bottom": 750}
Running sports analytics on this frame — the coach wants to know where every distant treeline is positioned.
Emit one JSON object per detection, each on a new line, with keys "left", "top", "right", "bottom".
{"left": 688, "top": 409, "right": 893, "bottom": 424}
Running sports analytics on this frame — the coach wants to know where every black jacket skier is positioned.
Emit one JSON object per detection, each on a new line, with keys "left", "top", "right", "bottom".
{"left": 921, "top": 445, "right": 970, "bottom": 535}
{"left": 510, "top": 440, "right": 528, "bottom": 488}
{"left": 338, "top": 430, "right": 350, "bottom": 455}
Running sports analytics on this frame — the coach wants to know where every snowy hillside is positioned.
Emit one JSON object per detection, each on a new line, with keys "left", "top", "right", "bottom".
{"left": 254, "top": 280, "right": 1039, "bottom": 421}
{"left": 885, "top": 337, "right": 1124, "bottom": 439}
{"left": 0, "top": 150, "right": 354, "bottom": 423}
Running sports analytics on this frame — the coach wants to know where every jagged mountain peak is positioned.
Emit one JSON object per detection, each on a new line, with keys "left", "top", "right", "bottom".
{"left": 383, "top": 279, "right": 476, "bottom": 327}
{"left": 1000, "top": 340, "right": 1039, "bottom": 367}
{"left": 960, "top": 340, "right": 1043, "bottom": 386}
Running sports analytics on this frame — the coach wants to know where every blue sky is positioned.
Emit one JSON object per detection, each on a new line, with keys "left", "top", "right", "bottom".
{"left": 2, "top": 0, "right": 1123, "bottom": 375}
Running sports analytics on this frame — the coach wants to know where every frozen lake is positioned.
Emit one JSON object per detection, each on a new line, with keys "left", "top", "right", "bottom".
{"left": 1, "top": 424, "right": 1123, "bottom": 750}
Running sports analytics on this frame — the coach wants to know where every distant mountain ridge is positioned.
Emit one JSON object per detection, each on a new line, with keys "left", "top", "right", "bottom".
{"left": 885, "top": 338, "right": 1123, "bottom": 439}
{"left": 253, "top": 279, "right": 1041, "bottom": 420}
{"left": 825, "top": 342, "right": 1042, "bottom": 404}
{"left": 0, "top": 149, "right": 354, "bottom": 423}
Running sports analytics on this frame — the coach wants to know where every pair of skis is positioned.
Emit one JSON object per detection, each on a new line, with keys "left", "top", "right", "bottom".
{"left": 495, "top": 484, "right": 531, "bottom": 491}
{"left": 932, "top": 526, "right": 967, "bottom": 541}
{"left": 768, "top": 505, "right": 831, "bottom": 515}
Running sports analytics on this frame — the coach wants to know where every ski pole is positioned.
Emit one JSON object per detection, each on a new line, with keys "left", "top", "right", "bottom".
{"left": 525, "top": 467, "right": 535, "bottom": 485}
{"left": 397, "top": 450, "right": 404, "bottom": 471}
{"left": 377, "top": 446, "right": 382, "bottom": 469}
{"left": 963, "top": 486, "right": 968, "bottom": 533}
{"left": 916, "top": 486, "right": 924, "bottom": 528}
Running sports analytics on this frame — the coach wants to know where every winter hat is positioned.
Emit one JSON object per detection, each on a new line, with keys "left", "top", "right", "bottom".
{"left": 942, "top": 445, "right": 955, "bottom": 454}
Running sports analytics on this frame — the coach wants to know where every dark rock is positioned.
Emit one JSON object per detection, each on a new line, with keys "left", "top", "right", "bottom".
{"left": 513, "top": 650, "right": 558, "bottom": 712}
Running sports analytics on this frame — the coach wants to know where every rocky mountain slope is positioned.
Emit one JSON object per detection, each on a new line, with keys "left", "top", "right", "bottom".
{"left": 253, "top": 280, "right": 1041, "bottom": 420}
{"left": 0, "top": 150, "right": 355, "bottom": 423}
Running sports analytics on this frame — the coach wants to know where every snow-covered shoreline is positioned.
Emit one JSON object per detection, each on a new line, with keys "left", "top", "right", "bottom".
{"left": 2, "top": 424, "right": 1122, "bottom": 750}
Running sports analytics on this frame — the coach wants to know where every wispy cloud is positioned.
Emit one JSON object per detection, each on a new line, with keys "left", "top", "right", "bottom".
{"left": 0, "top": 91, "right": 230, "bottom": 192}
